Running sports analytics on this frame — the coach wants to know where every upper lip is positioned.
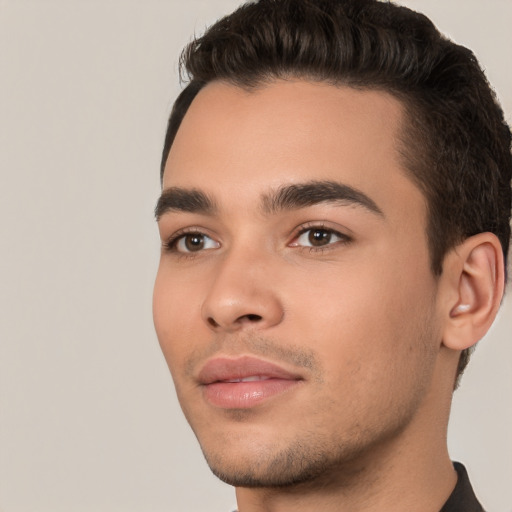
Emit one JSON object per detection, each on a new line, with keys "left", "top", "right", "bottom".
{"left": 197, "top": 355, "right": 303, "bottom": 385}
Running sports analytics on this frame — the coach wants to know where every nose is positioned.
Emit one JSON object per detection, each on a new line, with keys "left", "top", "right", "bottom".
{"left": 201, "top": 250, "right": 284, "bottom": 333}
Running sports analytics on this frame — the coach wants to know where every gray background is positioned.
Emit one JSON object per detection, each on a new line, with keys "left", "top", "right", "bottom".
{"left": 0, "top": 0, "right": 510, "bottom": 511}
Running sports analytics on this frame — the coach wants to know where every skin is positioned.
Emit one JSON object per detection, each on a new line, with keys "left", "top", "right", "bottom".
{"left": 153, "top": 80, "right": 501, "bottom": 511}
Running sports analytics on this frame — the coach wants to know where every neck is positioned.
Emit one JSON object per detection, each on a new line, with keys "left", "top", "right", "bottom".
{"left": 236, "top": 445, "right": 456, "bottom": 512}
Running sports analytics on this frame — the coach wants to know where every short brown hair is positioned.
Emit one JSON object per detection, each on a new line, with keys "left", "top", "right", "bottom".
{"left": 161, "top": 0, "right": 512, "bottom": 380}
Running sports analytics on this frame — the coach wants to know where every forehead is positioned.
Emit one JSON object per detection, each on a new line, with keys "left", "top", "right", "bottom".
{"left": 163, "top": 80, "right": 424, "bottom": 223}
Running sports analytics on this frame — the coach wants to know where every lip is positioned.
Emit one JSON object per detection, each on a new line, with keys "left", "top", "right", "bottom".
{"left": 198, "top": 356, "right": 303, "bottom": 409}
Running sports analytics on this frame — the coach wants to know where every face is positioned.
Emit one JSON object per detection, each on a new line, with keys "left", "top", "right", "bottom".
{"left": 153, "top": 80, "right": 444, "bottom": 487}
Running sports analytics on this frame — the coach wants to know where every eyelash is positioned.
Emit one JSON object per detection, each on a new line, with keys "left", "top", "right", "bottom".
{"left": 291, "top": 223, "right": 352, "bottom": 253}
{"left": 162, "top": 224, "right": 352, "bottom": 256}
{"left": 162, "top": 228, "right": 215, "bottom": 256}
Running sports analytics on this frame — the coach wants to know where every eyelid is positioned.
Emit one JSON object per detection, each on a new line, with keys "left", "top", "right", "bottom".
{"left": 160, "top": 222, "right": 352, "bottom": 255}
{"left": 161, "top": 227, "right": 220, "bottom": 254}
{"left": 288, "top": 222, "right": 353, "bottom": 249}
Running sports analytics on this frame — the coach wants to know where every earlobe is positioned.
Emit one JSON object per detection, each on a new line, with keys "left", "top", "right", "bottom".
{"left": 442, "top": 233, "right": 505, "bottom": 351}
{"left": 451, "top": 303, "right": 471, "bottom": 314}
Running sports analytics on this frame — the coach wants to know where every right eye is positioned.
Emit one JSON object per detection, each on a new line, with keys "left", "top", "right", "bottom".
{"left": 170, "top": 232, "right": 220, "bottom": 253}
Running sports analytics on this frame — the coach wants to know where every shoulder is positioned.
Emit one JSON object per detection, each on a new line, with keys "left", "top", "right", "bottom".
{"left": 440, "top": 462, "right": 485, "bottom": 512}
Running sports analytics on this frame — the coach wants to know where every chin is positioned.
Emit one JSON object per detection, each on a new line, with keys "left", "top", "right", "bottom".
{"left": 198, "top": 430, "right": 370, "bottom": 489}
{"left": 205, "top": 450, "right": 332, "bottom": 488}
{"left": 194, "top": 403, "right": 420, "bottom": 490}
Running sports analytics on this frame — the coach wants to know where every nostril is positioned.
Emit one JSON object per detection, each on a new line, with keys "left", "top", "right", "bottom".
{"left": 244, "top": 314, "right": 262, "bottom": 322}
{"left": 207, "top": 317, "right": 219, "bottom": 328}
{"left": 205, "top": 313, "right": 266, "bottom": 330}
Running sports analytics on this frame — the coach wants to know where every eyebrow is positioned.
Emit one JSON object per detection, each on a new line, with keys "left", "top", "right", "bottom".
{"left": 262, "top": 180, "right": 384, "bottom": 217}
{"left": 155, "top": 180, "right": 383, "bottom": 221}
{"left": 154, "top": 187, "right": 217, "bottom": 220}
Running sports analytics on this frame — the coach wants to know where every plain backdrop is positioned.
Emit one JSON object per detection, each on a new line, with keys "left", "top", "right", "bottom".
{"left": 0, "top": 1, "right": 510, "bottom": 511}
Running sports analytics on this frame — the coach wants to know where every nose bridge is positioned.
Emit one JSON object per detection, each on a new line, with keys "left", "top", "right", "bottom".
{"left": 201, "top": 242, "right": 283, "bottom": 332}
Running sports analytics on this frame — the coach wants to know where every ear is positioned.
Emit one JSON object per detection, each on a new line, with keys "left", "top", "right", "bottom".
{"left": 441, "top": 233, "right": 505, "bottom": 351}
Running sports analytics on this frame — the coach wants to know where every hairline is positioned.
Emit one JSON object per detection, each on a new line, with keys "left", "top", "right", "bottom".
{"left": 161, "top": 75, "right": 442, "bottom": 270}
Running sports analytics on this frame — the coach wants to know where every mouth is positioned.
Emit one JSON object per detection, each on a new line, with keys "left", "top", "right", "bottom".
{"left": 198, "top": 356, "right": 303, "bottom": 409}
{"left": 223, "top": 376, "right": 272, "bottom": 383}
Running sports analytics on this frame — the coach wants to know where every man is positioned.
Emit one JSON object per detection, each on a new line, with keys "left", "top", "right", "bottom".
{"left": 153, "top": 0, "right": 511, "bottom": 510}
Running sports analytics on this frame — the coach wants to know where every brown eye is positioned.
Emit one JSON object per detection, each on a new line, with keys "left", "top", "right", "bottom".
{"left": 291, "top": 226, "right": 349, "bottom": 250}
{"left": 174, "top": 232, "right": 220, "bottom": 253}
{"left": 184, "top": 234, "right": 205, "bottom": 251}
{"left": 308, "top": 229, "right": 332, "bottom": 246}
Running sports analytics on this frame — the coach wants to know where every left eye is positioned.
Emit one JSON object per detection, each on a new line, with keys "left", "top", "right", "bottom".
{"left": 175, "top": 233, "right": 219, "bottom": 253}
{"left": 292, "top": 228, "right": 347, "bottom": 248}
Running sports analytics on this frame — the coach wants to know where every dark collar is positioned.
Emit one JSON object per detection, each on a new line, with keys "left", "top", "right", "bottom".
{"left": 440, "top": 462, "right": 485, "bottom": 512}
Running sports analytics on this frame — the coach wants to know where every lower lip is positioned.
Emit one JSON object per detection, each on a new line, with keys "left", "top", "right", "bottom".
{"left": 202, "top": 379, "right": 300, "bottom": 409}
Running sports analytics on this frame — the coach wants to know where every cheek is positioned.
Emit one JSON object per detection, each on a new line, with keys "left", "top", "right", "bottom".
{"left": 285, "top": 251, "right": 437, "bottom": 383}
{"left": 153, "top": 264, "right": 205, "bottom": 372}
